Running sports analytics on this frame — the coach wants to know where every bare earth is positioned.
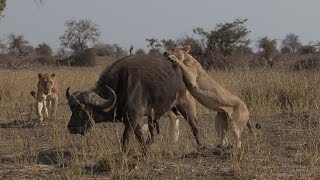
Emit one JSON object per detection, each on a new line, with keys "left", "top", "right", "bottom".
{"left": 0, "top": 106, "right": 319, "bottom": 179}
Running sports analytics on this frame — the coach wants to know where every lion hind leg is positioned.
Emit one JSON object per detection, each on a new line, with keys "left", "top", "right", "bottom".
{"left": 168, "top": 111, "right": 180, "bottom": 143}
{"left": 231, "top": 102, "right": 250, "bottom": 148}
{"left": 215, "top": 112, "right": 229, "bottom": 147}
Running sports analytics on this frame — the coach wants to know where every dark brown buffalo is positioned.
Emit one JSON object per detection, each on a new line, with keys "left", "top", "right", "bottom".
{"left": 66, "top": 54, "right": 200, "bottom": 152}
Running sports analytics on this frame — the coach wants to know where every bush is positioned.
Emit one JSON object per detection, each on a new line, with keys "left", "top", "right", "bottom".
{"left": 35, "top": 43, "right": 52, "bottom": 56}
{"left": 57, "top": 49, "right": 95, "bottom": 67}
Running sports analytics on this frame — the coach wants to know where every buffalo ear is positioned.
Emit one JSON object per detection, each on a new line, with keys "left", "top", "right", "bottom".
{"left": 163, "top": 52, "right": 169, "bottom": 57}
{"left": 181, "top": 45, "right": 191, "bottom": 53}
{"left": 51, "top": 73, "right": 56, "bottom": 78}
{"left": 38, "top": 73, "right": 44, "bottom": 79}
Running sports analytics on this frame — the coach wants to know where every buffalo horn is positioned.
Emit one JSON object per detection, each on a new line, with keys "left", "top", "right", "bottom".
{"left": 80, "top": 86, "right": 116, "bottom": 111}
{"left": 66, "top": 87, "right": 71, "bottom": 99}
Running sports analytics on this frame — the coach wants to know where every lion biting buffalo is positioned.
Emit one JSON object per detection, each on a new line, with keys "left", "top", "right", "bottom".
{"left": 66, "top": 54, "right": 200, "bottom": 153}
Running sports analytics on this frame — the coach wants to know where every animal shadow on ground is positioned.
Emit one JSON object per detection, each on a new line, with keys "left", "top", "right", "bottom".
{"left": 0, "top": 149, "right": 72, "bottom": 166}
{"left": 83, "top": 152, "right": 140, "bottom": 175}
{"left": 180, "top": 146, "right": 232, "bottom": 160}
{"left": 0, "top": 119, "right": 37, "bottom": 129}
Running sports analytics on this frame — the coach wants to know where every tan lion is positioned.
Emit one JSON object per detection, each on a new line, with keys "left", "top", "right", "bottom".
{"left": 30, "top": 73, "right": 59, "bottom": 122}
{"left": 165, "top": 45, "right": 255, "bottom": 148}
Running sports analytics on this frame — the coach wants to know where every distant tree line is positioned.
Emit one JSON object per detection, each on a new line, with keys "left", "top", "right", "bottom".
{"left": 145, "top": 18, "right": 320, "bottom": 69}
{"left": 1, "top": 9, "right": 320, "bottom": 69}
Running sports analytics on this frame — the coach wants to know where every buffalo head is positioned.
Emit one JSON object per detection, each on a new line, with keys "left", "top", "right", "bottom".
{"left": 66, "top": 86, "right": 116, "bottom": 135}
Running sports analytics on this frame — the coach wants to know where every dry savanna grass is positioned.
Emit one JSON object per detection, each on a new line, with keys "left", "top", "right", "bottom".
{"left": 0, "top": 64, "right": 320, "bottom": 179}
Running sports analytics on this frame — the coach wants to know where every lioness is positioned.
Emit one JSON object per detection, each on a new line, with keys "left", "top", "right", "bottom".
{"left": 165, "top": 45, "right": 255, "bottom": 148}
{"left": 31, "top": 73, "right": 59, "bottom": 122}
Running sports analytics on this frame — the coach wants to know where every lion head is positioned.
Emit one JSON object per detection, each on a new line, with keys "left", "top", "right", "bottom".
{"left": 38, "top": 73, "right": 56, "bottom": 95}
{"left": 168, "top": 45, "right": 191, "bottom": 62}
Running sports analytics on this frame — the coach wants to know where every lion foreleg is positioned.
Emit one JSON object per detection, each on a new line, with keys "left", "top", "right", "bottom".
{"left": 50, "top": 97, "right": 58, "bottom": 120}
{"left": 43, "top": 100, "right": 49, "bottom": 118}
{"left": 36, "top": 101, "right": 44, "bottom": 122}
{"left": 168, "top": 55, "right": 198, "bottom": 88}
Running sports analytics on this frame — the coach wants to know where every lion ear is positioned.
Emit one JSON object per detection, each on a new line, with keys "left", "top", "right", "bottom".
{"left": 51, "top": 73, "right": 56, "bottom": 78}
{"left": 38, "top": 73, "right": 44, "bottom": 79}
{"left": 181, "top": 45, "right": 191, "bottom": 53}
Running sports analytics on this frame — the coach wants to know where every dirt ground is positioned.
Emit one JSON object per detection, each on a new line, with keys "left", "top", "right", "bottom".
{"left": 0, "top": 107, "right": 319, "bottom": 179}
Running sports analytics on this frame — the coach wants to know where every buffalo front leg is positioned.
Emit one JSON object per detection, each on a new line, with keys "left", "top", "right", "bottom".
{"left": 122, "top": 124, "right": 134, "bottom": 153}
{"left": 121, "top": 116, "right": 147, "bottom": 153}
{"left": 146, "top": 116, "right": 162, "bottom": 144}
{"left": 134, "top": 124, "right": 148, "bottom": 153}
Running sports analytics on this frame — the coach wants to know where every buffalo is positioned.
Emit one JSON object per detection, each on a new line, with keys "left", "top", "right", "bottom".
{"left": 66, "top": 54, "right": 200, "bottom": 153}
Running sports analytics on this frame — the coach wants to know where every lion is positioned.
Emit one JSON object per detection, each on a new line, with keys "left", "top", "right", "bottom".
{"left": 30, "top": 73, "right": 59, "bottom": 122}
{"left": 165, "top": 45, "right": 255, "bottom": 148}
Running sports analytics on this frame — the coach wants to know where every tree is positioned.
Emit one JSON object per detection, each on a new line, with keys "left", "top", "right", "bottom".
{"left": 194, "top": 18, "right": 250, "bottom": 56}
{"left": 59, "top": 19, "right": 101, "bottom": 52}
{"left": 145, "top": 38, "right": 162, "bottom": 49}
{"left": 35, "top": 43, "right": 52, "bottom": 56}
{"left": 0, "top": 0, "right": 42, "bottom": 19}
{"left": 257, "top": 36, "right": 278, "bottom": 60}
{"left": 0, "top": 0, "right": 5, "bottom": 18}
{"left": 146, "top": 38, "right": 162, "bottom": 55}
{"left": 160, "top": 39, "right": 177, "bottom": 51}
{"left": 112, "top": 44, "right": 127, "bottom": 57}
{"left": 177, "top": 36, "right": 204, "bottom": 58}
{"left": 281, "top": 33, "right": 302, "bottom": 54}
{"left": 7, "top": 33, "right": 29, "bottom": 56}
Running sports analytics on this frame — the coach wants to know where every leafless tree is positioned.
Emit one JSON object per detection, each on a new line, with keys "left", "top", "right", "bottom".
{"left": 7, "top": 33, "right": 29, "bottom": 56}
{"left": 281, "top": 33, "right": 302, "bottom": 54}
{"left": 59, "top": 19, "right": 101, "bottom": 52}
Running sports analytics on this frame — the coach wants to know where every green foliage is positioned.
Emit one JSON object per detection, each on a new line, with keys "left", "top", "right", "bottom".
{"left": 161, "top": 39, "right": 177, "bottom": 51}
{"left": 59, "top": 19, "right": 101, "bottom": 52}
{"left": 257, "top": 36, "right": 278, "bottom": 60}
{"left": 35, "top": 43, "right": 52, "bottom": 56}
{"left": 145, "top": 38, "right": 162, "bottom": 49}
{"left": 176, "top": 36, "right": 204, "bottom": 58}
{"left": 194, "top": 18, "right": 251, "bottom": 56}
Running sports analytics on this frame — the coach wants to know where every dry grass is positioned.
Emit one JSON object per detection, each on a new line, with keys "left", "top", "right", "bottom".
{"left": 0, "top": 65, "right": 320, "bottom": 179}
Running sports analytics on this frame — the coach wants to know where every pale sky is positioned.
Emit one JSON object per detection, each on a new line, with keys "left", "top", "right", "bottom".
{"left": 1, "top": 0, "right": 320, "bottom": 52}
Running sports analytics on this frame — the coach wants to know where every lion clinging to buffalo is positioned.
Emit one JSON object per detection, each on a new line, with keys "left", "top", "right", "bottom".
{"left": 164, "top": 45, "right": 255, "bottom": 148}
